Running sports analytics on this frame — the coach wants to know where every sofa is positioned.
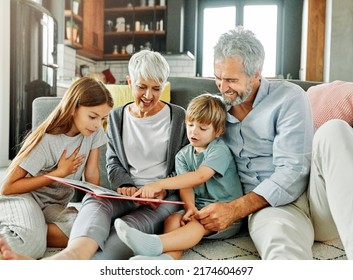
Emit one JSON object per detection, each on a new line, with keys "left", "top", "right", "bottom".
{"left": 33, "top": 77, "right": 347, "bottom": 259}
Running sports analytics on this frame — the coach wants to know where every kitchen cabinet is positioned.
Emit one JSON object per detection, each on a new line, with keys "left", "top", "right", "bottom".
{"left": 64, "top": 0, "right": 83, "bottom": 49}
{"left": 77, "top": 0, "right": 104, "bottom": 59}
{"left": 103, "top": 0, "right": 167, "bottom": 60}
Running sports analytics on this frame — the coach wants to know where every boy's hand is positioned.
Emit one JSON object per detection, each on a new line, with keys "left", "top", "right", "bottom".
{"left": 132, "top": 184, "right": 163, "bottom": 198}
{"left": 132, "top": 187, "right": 167, "bottom": 210}
{"left": 181, "top": 206, "right": 198, "bottom": 226}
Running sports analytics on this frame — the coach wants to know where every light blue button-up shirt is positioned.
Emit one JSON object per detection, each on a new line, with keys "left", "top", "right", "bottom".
{"left": 222, "top": 77, "right": 314, "bottom": 207}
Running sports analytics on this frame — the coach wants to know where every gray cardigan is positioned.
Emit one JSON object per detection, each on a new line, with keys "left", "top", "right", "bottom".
{"left": 105, "top": 102, "right": 189, "bottom": 190}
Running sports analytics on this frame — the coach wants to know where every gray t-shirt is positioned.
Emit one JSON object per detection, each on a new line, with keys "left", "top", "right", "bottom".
{"left": 20, "top": 127, "right": 107, "bottom": 208}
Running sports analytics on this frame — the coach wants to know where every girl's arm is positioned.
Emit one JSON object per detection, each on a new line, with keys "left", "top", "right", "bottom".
{"left": 83, "top": 148, "right": 100, "bottom": 185}
{"left": 134, "top": 165, "right": 216, "bottom": 198}
{"left": 1, "top": 148, "right": 84, "bottom": 195}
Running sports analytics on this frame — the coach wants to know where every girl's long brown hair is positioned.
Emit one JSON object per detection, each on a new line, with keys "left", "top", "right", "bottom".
{"left": 8, "top": 77, "right": 113, "bottom": 175}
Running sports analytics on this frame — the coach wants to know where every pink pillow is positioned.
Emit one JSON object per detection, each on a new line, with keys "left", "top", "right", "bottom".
{"left": 307, "top": 80, "right": 353, "bottom": 129}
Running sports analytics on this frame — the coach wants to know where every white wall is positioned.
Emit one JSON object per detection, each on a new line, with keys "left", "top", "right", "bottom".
{"left": 329, "top": 0, "right": 353, "bottom": 82}
{"left": 0, "top": 0, "right": 11, "bottom": 167}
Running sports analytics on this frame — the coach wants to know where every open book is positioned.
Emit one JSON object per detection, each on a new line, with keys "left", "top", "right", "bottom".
{"left": 46, "top": 175, "right": 184, "bottom": 205}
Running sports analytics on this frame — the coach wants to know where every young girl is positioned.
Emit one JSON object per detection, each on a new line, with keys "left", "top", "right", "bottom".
{"left": 0, "top": 77, "right": 113, "bottom": 259}
{"left": 114, "top": 93, "right": 243, "bottom": 260}
{"left": 0, "top": 50, "right": 188, "bottom": 261}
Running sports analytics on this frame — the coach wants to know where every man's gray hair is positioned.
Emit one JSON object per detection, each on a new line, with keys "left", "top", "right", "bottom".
{"left": 213, "top": 26, "right": 265, "bottom": 77}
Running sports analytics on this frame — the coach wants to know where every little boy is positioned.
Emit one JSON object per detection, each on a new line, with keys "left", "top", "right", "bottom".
{"left": 115, "top": 93, "right": 243, "bottom": 260}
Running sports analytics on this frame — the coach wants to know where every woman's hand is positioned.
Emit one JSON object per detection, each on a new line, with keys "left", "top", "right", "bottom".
{"left": 117, "top": 186, "right": 139, "bottom": 196}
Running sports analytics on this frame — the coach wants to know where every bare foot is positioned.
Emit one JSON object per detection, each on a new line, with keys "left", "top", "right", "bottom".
{"left": 0, "top": 235, "right": 33, "bottom": 260}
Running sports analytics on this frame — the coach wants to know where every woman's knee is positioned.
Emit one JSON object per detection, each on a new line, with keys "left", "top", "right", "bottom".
{"left": 82, "top": 194, "right": 114, "bottom": 213}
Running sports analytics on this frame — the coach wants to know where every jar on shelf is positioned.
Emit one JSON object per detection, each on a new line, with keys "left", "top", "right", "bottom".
{"left": 113, "top": 45, "right": 118, "bottom": 55}
{"left": 116, "top": 17, "right": 125, "bottom": 32}
{"left": 135, "top": 21, "right": 140, "bottom": 31}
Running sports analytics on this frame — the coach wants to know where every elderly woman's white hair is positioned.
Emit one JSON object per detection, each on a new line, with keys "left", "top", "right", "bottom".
{"left": 128, "top": 50, "right": 170, "bottom": 89}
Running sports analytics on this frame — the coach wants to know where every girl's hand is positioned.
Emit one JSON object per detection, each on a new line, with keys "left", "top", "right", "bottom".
{"left": 56, "top": 148, "right": 85, "bottom": 177}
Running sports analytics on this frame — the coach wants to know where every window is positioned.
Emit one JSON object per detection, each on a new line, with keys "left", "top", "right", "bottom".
{"left": 202, "top": 6, "right": 236, "bottom": 77}
{"left": 197, "top": 0, "right": 282, "bottom": 78}
{"left": 243, "top": 5, "right": 278, "bottom": 77}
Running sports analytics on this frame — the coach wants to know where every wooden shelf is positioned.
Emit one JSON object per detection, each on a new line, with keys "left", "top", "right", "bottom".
{"left": 64, "top": 0, "right": 83, "bottom": 49}
{"left": 64, "top": 10, "right": 83, "bottom": 22}
{"left": 103, "top": 53, "right": 132, "bottom": 60}
{"left": 105, "top": 31, "right": 134, "bottom": 36}
{"left": 104, "top": 6, "right": 166, "bottom": 13}
{"left": 103, "top": 0, "right": 167, "bottom": 59}
{"left": 64, "top": 39, "right": 82, "bottom": 49}
{"left": 104, "top": 31, "right": 165, "bottom": 36}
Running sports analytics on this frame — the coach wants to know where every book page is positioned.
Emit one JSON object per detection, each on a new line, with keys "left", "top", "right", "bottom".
{"left": 45, "top": 175, "right": 185, "bottom": 205}
{"left": 50, "top": 177, "right": 120, "bottom": 197}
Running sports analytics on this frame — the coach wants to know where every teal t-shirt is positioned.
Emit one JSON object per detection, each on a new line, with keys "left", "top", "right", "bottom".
{"left": 175, "top": 138, "right": 243, "bottom": 209}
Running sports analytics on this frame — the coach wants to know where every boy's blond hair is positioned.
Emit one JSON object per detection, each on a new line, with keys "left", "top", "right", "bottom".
{"left": 186, "top": 93, "right": 227, "bottom": 135}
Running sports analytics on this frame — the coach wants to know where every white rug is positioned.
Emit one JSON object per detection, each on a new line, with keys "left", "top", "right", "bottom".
{"left": 182, "top": 230, "right": 347, "bottom": 260}
{"left": 45, "top": 223, "right": 347, "bottom": 260}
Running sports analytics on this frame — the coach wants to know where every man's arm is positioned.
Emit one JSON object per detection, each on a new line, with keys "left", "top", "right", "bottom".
{"left": 195, "top": 192, "right": 269, "bottom": 231}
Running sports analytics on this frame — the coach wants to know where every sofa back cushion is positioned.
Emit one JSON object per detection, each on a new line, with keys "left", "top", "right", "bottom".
{"left": 168, "top": 77, "right": 219, "bottom": 109}
{"left": 105, "top": 82, "right": 171, "bottom": 107}
{"left": 307, "top": 80, "right": 353, "bottom": 128}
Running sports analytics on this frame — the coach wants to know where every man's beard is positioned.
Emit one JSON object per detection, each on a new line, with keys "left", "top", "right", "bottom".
{"left": 223, "top": 80, "right": 252, "bottom": 106}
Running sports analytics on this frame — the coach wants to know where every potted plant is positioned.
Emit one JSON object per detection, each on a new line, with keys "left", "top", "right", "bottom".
{"left": 72, "top": 0, "right": 80, "bottom": 15}
{"left": 66, "top": 21, "right": 79, "bottom": 43}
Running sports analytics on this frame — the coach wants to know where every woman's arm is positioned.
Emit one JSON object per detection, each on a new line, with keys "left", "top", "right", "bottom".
{"left": 105, "top": 108, "right": 136, "bottom": 191}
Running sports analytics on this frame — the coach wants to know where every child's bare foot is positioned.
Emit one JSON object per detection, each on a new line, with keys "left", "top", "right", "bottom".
{"left": 0, "top": 235, "right": 33, "bottom": 260}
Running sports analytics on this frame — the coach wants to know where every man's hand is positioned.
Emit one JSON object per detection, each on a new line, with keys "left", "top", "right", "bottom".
{"left": 194, "top": 192, "right": 269, "bottom": 232}
{"left": 194, "top": 202, "right": 235, "bottom": 232}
